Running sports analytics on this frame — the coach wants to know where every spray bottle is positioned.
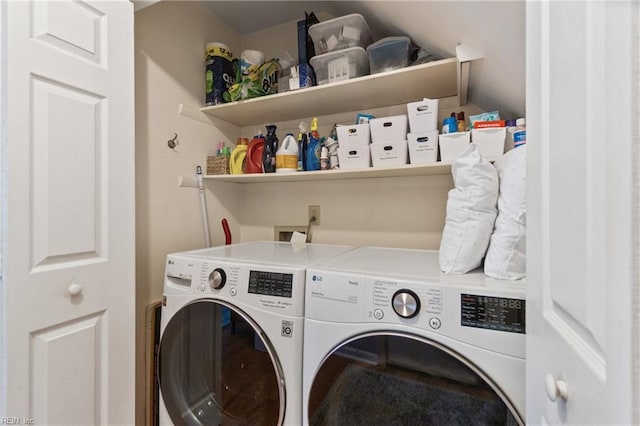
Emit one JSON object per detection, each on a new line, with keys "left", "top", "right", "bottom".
{"left": 306, "top": 117, "right": 322, "bottom": 171}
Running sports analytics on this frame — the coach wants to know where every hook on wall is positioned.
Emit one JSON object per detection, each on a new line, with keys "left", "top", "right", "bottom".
{"left": 168, "top": 133, "right": 179, "bottom": 151}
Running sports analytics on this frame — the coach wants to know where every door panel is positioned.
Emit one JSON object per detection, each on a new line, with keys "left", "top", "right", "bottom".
{"left": 526, "top": 1, "right": 635, "bottom": 424}
{"left": 31, "top": 313, "right": 107, "bottom": 424}
{"left": 3, "top": 1, "right": 134, "bottom": 424}
{"left": 31, "top": 75, "right": 105, "bottom": 269}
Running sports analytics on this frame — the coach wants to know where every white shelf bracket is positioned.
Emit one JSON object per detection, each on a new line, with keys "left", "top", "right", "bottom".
{"left": 178, "top": 103, "right": 217, "bottom": 127}
{"left": 456, "top": 44, "right": 484, "bottom": 107}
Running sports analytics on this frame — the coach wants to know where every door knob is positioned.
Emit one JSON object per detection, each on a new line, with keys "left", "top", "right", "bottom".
{"left": 68, "top": 282, "right": 84, "bottom": 296}
{"left": 544, "top": 373, "right": 568, "bottom": 402}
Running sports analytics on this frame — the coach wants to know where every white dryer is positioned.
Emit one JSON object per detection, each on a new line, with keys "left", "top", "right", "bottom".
{"left": 158, "top": 241, "right": 354, "bottom": 426}
{"left": 303, "top": 246, "right": 526, "bottom": 425}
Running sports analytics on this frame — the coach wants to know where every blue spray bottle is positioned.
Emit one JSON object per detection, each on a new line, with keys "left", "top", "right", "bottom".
{"left": 306, "top": 117, "right": 322, "bottom": 171}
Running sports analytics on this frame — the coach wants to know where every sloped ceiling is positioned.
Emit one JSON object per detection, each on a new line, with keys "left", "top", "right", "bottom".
{"left": 135, "top": 1, "right": 526, "bottom": 118}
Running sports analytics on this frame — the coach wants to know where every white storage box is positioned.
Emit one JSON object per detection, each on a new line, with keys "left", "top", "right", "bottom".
{"left": 366, "top": 36, "right": 411, "bottom": 74}
{"left": 370, "top": 140, "right": 408, "bottom": 167}
{"left": 310, "top": 47, "right": 369, "bottom": 85}
{"left": 308, "top": 13, "right": 373, "bottom": 55}
{"left": 336, "top": 123, "right": 370, "bottom": 146}
{"left": 369, "top": 115, "right": 408, "bottom": 144}
{"left": 439, "top": 131, "right": 471, "bottom": 162}
{"left": 408, "top": 131, "right": 439, "bottom": 164}
{"left": 472, "top": 127, "right": 507, "bottom": 161}
{"left": 338, "top": 144, "right": 371, "bottom": 170}
{"left": 407, "top": 99, "right": 439, "bottom": 132}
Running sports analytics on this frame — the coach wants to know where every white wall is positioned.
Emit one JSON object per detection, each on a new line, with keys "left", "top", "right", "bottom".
{"left": 134, "top": 2, "right": 241, "bottom": 424}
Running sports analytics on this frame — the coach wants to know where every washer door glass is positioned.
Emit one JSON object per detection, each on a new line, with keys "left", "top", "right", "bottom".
{"left": 308, "top": 333, "right": 522, "bottom": 426}
{"left": 159, "top": 300, "right": 284, "bottom": 426}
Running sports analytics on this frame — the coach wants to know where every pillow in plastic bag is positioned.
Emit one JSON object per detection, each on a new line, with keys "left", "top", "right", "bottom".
{"left": 439, "top": 143, "right": 499, "bottom": 274}
{"left": 484, "top": 146, "right": 527, "bottom": 280}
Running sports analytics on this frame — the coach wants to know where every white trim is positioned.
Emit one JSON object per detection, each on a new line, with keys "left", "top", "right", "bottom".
{"left": 633, "top": 0, "right": 640, "bottom": 422}
{"left": 0, "top": 0, "right": 6, "bottom": 416}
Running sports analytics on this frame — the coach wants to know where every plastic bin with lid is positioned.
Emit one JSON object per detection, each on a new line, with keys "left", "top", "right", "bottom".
{"left": 309, "top": 47, "right": 369, "bottom": 85}
{"left": 308, "top": 13, "right": 373, "bottom": 55}
{"left": 367, "top": 36, "right": 412, "bottom": 74}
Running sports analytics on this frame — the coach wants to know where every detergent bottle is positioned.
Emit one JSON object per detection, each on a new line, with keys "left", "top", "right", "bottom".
{"left": 297, "top": 121, "right": 308, "bottom": 171}
{"left": 262, "top": 124, "right": 278, "bottom": 173}
{"left": 305, "top": 117, "right": 322, "bottom": 171}
{"left": 276, "top": 133, "right": 298, "bottom": 173}
{"left": 230, "top": 137, "right": 248, "bottom": 174}
{"left": 245, "top": 131, "right": 265, "bottom": 173}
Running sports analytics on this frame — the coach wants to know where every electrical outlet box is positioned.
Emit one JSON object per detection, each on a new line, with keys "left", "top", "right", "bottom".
{"left": 309, "top": 205, "right": 321, "bottom": 225}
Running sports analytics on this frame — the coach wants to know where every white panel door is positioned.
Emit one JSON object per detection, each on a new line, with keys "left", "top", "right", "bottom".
{"left": 2, "top": 1, "right": 134, "bottom": 424}
{"left": 526, "top": 1, "right": 636, "bottom": 424}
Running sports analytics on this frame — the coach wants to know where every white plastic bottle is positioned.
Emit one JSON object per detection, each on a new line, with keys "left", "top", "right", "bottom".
{"left": 275, "top": 133, "right": 298, "bottom": 172}
{"left": 513, "top": 118, "right": 526, "bottom": 148}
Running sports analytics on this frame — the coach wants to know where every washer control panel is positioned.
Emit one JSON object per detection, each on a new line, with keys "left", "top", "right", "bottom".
{"left": 165, "top": 255, "right": 304, "bottom": 316}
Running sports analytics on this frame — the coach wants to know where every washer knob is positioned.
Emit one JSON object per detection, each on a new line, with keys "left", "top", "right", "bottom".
{"left": 208, "top": 268, "right": 226, "bottom": 289}
{"left": 392, "top": 289, "right": 420, "bottom": 318}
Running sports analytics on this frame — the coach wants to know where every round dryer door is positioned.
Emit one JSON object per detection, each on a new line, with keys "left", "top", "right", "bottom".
{"left": 159, "top": 300, "right": 285, "bottom": 426}
{"left": 308, "top": 332, "right": 523, "bottom": 426}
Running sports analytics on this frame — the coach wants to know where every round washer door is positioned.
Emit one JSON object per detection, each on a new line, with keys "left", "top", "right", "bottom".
{"left": 308, "top": 332, "right": 523, "bottom": 426}
{"left": 159, "top": 299, "right": 285, "bottom": 426}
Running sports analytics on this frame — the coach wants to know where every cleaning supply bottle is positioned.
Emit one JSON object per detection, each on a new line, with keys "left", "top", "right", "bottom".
{"left": 298, "top": 121, "right": 308, "bottom": 171}
{"left": 276, "top": 133, "right": 298, "bottom": 173}
{"left": 306, "top": 117, "right": 322, "bottom": 171}
{"left": 320, "top": 146, "right": 329, "bottom": 170}
{"left": 230, "top": 137, "right": 248, "bottom": 174}
{"left": 245, "top": 131, "right": 265, "bottom": 173}
{"left": 513, "top": 118, "right": 526, "bottom": 148}
{"left": 263, "top": 124, "right": 278, "bottom": 173}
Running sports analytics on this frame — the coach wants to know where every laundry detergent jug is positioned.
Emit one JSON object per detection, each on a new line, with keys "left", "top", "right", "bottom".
{"left": 245, "top": 134, "right": 265, "bottom": 173}
{"left": 276, "top": 133, "right": 298, "bottom": 173}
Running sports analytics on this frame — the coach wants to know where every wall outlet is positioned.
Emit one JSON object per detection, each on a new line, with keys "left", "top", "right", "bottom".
{"left": 308, "top": 205, "right": 321, "bottom": 226}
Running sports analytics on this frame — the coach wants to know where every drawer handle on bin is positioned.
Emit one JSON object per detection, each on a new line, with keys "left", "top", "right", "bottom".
{"left": 384, "top": 146, "right": 393, "bottom": 151}
{"left": 383, "top": 122, "right": 393, "bottom": 127}
{"left": 417, "top": 137, "right": 430, "bottom": 143}
{"left": 349, "top": 150, "right": 358, "bottom": 155}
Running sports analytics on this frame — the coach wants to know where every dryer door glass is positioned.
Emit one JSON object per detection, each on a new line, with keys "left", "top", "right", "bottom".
{"left": 159, "top": 300, "right": 284, "bottom": 426}
{"left": 308, "top": 333, "right": 522, "bottom": 426}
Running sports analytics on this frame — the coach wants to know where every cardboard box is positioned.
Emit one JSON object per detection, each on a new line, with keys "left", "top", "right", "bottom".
{"left": 472, "top": 127, "right": 507, "bottom": 161}
{"left": 408, "top": 131, "right": 439, "bottom": 164}
{"left": 336, "top": 123, "right": 370, "bottom": 146}
{"left": 369, "top": 115, "right": 408, "bottom": 144}
{"left": 407, "top": 98, "right": 439, "bottom": 132}
{"left": 439, "top": 131, "right": 471, "bottom": 162}
{"left": 371, "top": 140, "right": 408, "bottom": 167}
{"left": 338, "top": 144, "right": 371, "bottom": 169}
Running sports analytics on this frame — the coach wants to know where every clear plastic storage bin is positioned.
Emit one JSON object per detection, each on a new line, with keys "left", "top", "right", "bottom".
{"left": 308, "top": 13, "right": 373, "bottom": 55}
{"left": 309, "top": 47, "right": 369, "bottom": 85}
{"left": 367, "top": 36, "right": 411, "bottom": 74}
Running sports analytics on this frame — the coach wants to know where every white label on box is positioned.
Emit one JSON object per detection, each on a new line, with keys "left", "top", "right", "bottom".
{"left": 407, "top": 99, "right": 439, "bottom": 132}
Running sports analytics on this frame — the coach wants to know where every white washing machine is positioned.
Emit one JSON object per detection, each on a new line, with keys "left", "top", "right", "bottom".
{"left": 303, "top": 246, "right": 526, "bottom": 426}
{"left": 158, "top": 241, "right": 354, "bottom": 426}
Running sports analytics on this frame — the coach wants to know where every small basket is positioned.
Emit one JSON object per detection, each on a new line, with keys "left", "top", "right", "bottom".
{"left": 207, "top": 155, "right": 230, "bottom": 175}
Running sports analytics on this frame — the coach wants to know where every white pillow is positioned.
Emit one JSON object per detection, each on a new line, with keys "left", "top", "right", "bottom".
{"left": 484, "top": 146, "right": 527, "bottom": 280}
{"left": 439, "top": 143, "right": 499, "bottom": 274}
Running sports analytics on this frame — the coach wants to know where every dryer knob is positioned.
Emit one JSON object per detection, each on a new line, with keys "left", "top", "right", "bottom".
{"left": 209, "top": 268, "right": 226, "bottom": 289}
{"left": 392, "top": 289, "right": 420, "bottom": 319}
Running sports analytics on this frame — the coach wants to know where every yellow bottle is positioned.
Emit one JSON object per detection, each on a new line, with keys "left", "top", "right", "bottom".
{"left": 230, "top": 137, "right": 248, "bottom": 174}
